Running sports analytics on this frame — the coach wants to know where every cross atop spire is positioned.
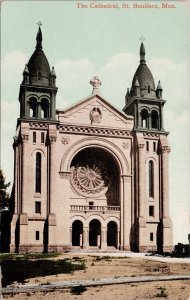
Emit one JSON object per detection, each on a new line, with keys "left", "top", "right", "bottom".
{"left": 139, "top": 36, "right": 145, "bottom": 42}
{"left": 37, "top": 21, "right": 42, "bottom": 27}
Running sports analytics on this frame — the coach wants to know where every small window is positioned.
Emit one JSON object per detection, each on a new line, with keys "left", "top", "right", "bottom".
{"left": 146, "top": 141, "right": 149, "bottom": 151}
{"left": 35, "top": 201, "right": 41, "bottom": 214}
{"left": 35, "top": 152, "right": 41, "bottom": 193}
{"left": 148, "top": 85, "right": 150, "bottom": 93}
{"left": 36, "top": 231, "right": 40, "bottom": 241}
{"left": 33, "top": 132, "right": 36, "bottom": 143}
{"left": 150, "top": 232, "right": 154, "bottom": 242}
{"left": 149, "top": 206, "right": 154, "bottom": 217}
{"left": 38, "top": 72, "right": 41, "bottom": 80}
{"left": 153, "top": 142, "right": 156, "bottom": 152}
{"left": 41, "top": 132, "right": 45, "bottom": 144}
{"left": 149, "top": 161, "right": 154, "bottom": 198}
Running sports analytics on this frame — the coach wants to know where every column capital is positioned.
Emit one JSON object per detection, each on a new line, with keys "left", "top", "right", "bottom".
{"left": 120, "top": 175, "right": 132, "bottom": 182}
{"left": 21, "top": 134, "right": 29, "bottom": 143}
{"left": 161, "top": 146, "right": 171, "bottom": 153}
{"left": 59, "top": 171, "right": 71, "bottom": 179}
{"left": 49, "top": 135, "right": 57, "bottom": 144}
{"left": 138, "top": 143, "right": 145, "bottom": 150}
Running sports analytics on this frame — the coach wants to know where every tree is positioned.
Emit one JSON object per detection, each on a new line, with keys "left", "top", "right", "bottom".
{"left": 0, "top": 169, "right": 10, "bottom": 209}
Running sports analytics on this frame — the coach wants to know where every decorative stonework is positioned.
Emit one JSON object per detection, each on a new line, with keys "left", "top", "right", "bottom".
{"left": 71, "top": 163, "right": 109, "bottom": 198}
{"left": 143, "top": 133, "right": 159, "bottom": 138}
{"left": 21, "top": 134, "right": 29, "bottom": 142}
{"left": 13, "top": 136, "right": 19, "bottom": 147}
{"left": 122, "top": 142, "right": 129, "bottom": 149}
{"left": 59, "top": 125, "right": 131, "bottom": 137}
{"left": 49, "top": 136, "right": 57, "bottom": 143}
{"left": 61, "top": 136, "right": 70, "bottom": 145}
{"left": 161, "top": 146, "right": 171, "bottom": 153}
{"left": 138, "top": 144, "right": 144, "bottom": 150}
{"left": 29, "top": 122, "right": 48, "bottom": 129}
{"left": 90, "top": 107, "right": 102, "bottom": 124}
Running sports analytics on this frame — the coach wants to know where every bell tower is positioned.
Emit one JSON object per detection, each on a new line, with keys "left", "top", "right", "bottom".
{"left": 123, "top": 42, "right": 165, "bottom": 132}
{"left": 123, "top": 42, "right": 172, "bottom": 253}
{"left": 19, "top": 25, "right": 57, "bottom": 121}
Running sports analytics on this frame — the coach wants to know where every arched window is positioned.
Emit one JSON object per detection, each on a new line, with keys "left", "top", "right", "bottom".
{"left": 35, "top": 152, "right": 41, "bottom": 193}
{"left": 148, "top": 161, "right": 154, "bottom": 197}
{"left": 29, "top": 98, "right": 37, "bottom": 118}
{"left": 141, "top": 109, "right": 149, "bottom": 128}
{"left": 41, "top": 98, "right": 49, "bottom": 118}
{"left": 151, "top": 110, "right": 159, "bottom": 129}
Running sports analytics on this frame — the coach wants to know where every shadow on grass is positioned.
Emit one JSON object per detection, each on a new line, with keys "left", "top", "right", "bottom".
{"left": 1, "top": 259, "right": 85, "bottom": 287}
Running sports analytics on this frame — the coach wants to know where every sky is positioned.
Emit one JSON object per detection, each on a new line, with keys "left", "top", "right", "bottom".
{"left": 1, "top": 0, "right": 190, "bottom": 245}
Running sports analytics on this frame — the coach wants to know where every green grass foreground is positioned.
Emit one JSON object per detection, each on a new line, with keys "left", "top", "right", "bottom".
{"left": 0, "top": 254, "right": 86, "bottom": 287}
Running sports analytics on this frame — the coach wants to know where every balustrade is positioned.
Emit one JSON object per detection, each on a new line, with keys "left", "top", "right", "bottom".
{"left": 70, "top": 205, "right": 120, "bottom": 212}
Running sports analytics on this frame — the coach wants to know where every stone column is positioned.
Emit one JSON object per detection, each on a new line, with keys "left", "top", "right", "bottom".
{"left": 47, "top": 132, "right": 57, "bottom": 250}
{"left": 138, "top": 143, "right": 147, "bottom": 252}
{"left": 119, "top": 176, "right": 124, "bottom": 250}
{"left": 161, "top": 145, "right": 172, "bottom": 252}
{"left": 160, "top": 105, "right": 164, "bottom": 131}
{"left": 101, "top": 227, "right": 107, "bottom": 250}
{"left": 117, "top": 229, "right": 120, "bottom": 249}
{"left": 138, "top": 144, "right": 145, "bottom": 219}
{"left": 13, "top": 137, "right": 19, "bottom": 214}
{"left": 59, "top": 172, "right": 72, "bottom": 250}
{"left": 83, "top": 227, "right": 88, "bottom": 250}
{"left": 138, "top": 109, "right": 141, "bottom": 127}
{"left": 37, "top": 103, "right": 41, "bottom": 118}
{"left": 49, "top": 135, "right": 57, "bottom": 214}
{"left": 51, "top": 92, "right": 56, "bottom": 119}
{"left": 161, "top": 146, "right": 170, "bottom": 218}
{"left": 10, "top": 137, "right": 19, "bottom": 252}
{"left": 122, "top": 175, "right": 132, "bottom": 251}
{"left": 21, "top": 133, "right": 29, "bottom": 213}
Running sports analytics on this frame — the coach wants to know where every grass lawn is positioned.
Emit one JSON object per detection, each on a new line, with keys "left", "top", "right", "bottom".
{"left": 0, "top": 253, "right": 86, "bottom": 287}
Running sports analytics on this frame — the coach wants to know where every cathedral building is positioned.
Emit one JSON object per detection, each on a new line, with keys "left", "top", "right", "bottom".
{"left": 10, "top": 27, "right": 172, "bottom": 253}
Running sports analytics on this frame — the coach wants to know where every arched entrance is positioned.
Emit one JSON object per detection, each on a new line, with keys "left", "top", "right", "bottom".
{"left": 89, "top": 219, "right": 101, "bottom": 247}
{"left": 72, "top": 220, "right": 83, "bottom": 247}
{"left": 107, "top": 221, "right": 117, "bottom": 247}
{"left": 70, "top": 147, "right": 120, "bottom": 206}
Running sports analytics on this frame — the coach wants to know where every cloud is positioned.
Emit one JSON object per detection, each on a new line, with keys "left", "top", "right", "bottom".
{"left": 1, "top": 52, "right": 29, "bottom": 102}
{"left": 149, "top": 58, "right": 189, "bottom": 112}
{"left": 55, "top": 58, "right": 96, "bottom": 108}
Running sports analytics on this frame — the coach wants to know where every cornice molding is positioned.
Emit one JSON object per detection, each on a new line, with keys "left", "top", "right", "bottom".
{"left": 59, "top": 124, "right": 132, "bottom": 138}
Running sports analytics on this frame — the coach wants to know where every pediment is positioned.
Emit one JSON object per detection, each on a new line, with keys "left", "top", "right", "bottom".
{"left": 57, "top": 94, "right": 133, "bottom": 130}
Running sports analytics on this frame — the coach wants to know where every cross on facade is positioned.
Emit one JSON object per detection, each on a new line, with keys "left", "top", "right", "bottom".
{"left": 90, "top": 76, "right": 102, "bottom": 94}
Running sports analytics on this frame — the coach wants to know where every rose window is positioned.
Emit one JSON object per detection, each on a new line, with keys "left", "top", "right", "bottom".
{"left": 71, "top": 164, "right": 109, "bottom": 197}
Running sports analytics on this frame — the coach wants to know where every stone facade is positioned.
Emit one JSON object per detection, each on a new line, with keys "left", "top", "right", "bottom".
{"left": 10, "top": 27, "right": 173, "bottom": 253}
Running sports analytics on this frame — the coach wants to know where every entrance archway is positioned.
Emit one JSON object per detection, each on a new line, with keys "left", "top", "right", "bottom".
{"left": 89, "top": 219, "right": 101, "bottom": 247}
{"left": 70, "top": 147, "right": 120, "bottom": 206}
{"left": 72, "top": 220, "right": 83, "bottom": 247}
{"left": 107, "top": 221, "right": 117, "bottom": 247}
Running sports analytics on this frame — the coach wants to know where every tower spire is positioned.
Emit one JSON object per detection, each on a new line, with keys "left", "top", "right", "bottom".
{"left": 140, "top": 42, "right": 146, "bottom": 64}
{"left": 36, "top": 23, "right": 43, "bottom": 50}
